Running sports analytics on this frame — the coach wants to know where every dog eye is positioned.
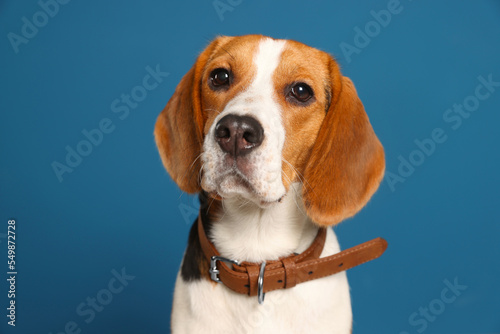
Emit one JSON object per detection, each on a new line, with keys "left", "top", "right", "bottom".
{"left": 290, "top": 83, "right": 313, "bottom": 102}
{"left": 210, "top": 68, "right": 231, "bottom": 89}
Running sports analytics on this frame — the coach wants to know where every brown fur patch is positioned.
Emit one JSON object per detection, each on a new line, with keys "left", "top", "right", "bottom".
{"left": 301, "top": 70, "right": 385, "bottom": 226}
{"left": 272, "top": 40, "right": 333, "bottom": 192}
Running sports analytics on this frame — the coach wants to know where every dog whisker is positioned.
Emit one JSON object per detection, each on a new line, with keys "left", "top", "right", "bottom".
{"left": 177, "top": 145, "right": 204, "bottom": 188}
{"left": 198, "top": 163, "right": 205, "bottom": 185}
{"left": 206, "top": 196, "right": 216, "bottom": 215}
{"left": 282, "top": 159, "right": 305, "bottom": 188}
{"left": 282, "top": 158, "right": 317, "bottom": 201}
{"left": 204, "top": 108, "right": 222, "bottom": 115}
{"left": 281, "top": 168, "right": 308, "bottom": 219}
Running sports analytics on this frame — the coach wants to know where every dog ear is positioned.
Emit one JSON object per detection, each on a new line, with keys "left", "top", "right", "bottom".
{"left": 154, "top": 37, "right": 230, "bottom": 193}
{"left": 302, "top": 60, "right": 385, "bottom": 226}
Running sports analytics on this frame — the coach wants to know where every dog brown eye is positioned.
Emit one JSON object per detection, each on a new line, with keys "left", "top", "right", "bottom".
{"left": 210, "top": 68, "right": 231, "bottom": 88}
{"left": 291, "top": 83, "right": 313, "bottom": 102}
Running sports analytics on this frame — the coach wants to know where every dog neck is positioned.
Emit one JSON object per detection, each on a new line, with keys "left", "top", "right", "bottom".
{"left": 209, "top": 183, "right": 319, "bottom": 263}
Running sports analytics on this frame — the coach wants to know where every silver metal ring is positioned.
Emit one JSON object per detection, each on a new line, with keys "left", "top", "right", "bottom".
{"left": 257, "top": 261, "right": 266, "bottom": 305}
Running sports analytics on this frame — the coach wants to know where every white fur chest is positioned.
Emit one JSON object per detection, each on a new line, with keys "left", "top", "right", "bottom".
{"left": 170, "top": 188, "right": 353, "bottom": 334}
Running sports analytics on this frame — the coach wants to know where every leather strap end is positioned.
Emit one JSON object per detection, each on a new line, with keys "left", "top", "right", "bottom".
{"left": 373, "top": 237, "right": 388, "bottom": 258}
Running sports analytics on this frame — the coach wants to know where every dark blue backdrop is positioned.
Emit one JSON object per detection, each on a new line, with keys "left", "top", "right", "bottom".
{"left": 1, "top": 1, "right": 499, "bottom": 333}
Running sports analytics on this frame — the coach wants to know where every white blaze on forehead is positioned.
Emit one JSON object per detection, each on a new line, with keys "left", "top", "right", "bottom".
{"left": 224, "top": 37, "right": 286, "bottom": 113}
{"left": 251, "top": 37, "right": 286, "bottom": 94}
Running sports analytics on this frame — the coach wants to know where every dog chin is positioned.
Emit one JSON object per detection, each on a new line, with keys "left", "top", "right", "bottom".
{"left": 205, "top": 173, "right": 285, "bottom": 207}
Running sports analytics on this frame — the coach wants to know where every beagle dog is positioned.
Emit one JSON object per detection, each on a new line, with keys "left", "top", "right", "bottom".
{"left": 155, "top": 35, "right": 385, "bottom": 334}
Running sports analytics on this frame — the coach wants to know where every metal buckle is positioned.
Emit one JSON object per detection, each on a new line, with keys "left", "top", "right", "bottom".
{"left": 210, "top": 256, "right": 240, "bottom": 283}
{"left": 258, "top": 261, "right": 266, "bottom": 305}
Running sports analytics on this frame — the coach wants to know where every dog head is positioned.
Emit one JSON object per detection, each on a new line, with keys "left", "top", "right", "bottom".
{"left": 155, "top": 35, "right": 385, "bottom": 226}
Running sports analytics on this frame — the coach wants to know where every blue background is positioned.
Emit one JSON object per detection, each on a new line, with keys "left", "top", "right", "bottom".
{"left": 1, "top": 0, "right": 499, "bottom": 333}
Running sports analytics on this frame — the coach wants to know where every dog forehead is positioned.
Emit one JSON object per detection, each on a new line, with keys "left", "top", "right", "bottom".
{"left": 219, "top": 37, "right": 331, "bottom": 102}
{"left": 209, "top": 36, "right": 330, "bottom": 78}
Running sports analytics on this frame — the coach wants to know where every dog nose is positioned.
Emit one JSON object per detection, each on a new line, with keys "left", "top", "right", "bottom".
{"left": 215, "top": 114, "right": 264, "bottom": 156}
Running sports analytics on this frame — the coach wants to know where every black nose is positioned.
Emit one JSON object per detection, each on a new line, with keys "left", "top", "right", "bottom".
{"left": 214, "top": 114, "right": 264, "bottom": 157}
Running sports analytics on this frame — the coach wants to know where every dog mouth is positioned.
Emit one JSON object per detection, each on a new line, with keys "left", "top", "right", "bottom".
{"left": 207, "top": 166, "right": 284, "bottom": 205}
{"left": 223, "top": 154, "right": 254, "bottom": 177}
{"left": 216, "top": 167, "right": 255, "bottom": 194}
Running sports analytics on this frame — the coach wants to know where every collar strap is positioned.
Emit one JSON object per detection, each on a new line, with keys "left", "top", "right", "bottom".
{"left": 198, "top": 215, "right": 388, "bottom": 297}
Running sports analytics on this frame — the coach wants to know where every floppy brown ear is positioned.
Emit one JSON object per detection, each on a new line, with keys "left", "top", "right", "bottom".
{"left": 154, "top": 37, "right": 229, "bottom": 193}
{"left": 302, "top": 64, "right": 385, "bottom": 226}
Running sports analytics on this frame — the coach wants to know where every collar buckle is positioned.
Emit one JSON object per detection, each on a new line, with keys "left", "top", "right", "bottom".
{"left": 210, "top": 256, "right": 240, "bottom": 283}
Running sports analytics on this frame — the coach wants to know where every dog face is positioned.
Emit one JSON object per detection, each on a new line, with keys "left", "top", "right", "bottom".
{"left": 155, "top": 35, "right": 385, "bottom": 226}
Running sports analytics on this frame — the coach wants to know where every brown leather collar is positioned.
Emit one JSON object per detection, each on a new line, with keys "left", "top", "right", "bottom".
{"left": 198, "top": 215, "right": 388, "bottom": 297}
